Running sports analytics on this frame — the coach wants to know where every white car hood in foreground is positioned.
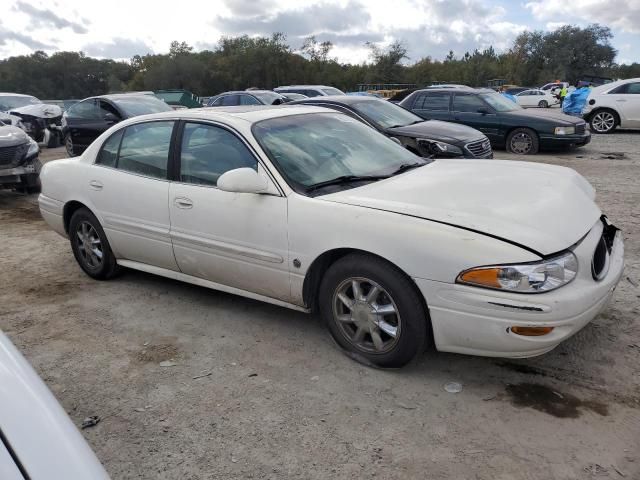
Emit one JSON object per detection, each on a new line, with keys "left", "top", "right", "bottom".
{"left": 322, "top": 160, "right": 600, "bottom": 255}
{"left": 0, "top": 332, "right": 109, "bottom": 479}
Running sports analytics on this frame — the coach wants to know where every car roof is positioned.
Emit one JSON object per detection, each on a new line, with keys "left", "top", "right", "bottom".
{"left": 293, "top": 95, "right": 381, "bottom": 106}
{"left": 216, "top": 90, "right": 280, "bottom": 95}
{"left": 275, "top": 85, "right": 337, "bottom": 89}
{"left": 590, "top": 77, "right": 640, "bottom": 93}
{"left": 85, "top": 94, "right": 158, "bottom": 101}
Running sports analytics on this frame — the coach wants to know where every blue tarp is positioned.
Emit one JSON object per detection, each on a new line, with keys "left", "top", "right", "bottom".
{"left": 562, "top": 88, "right": 590, "bottom": 116}
{"left": 501, "top": 92, "right": 517, "bottom": 103}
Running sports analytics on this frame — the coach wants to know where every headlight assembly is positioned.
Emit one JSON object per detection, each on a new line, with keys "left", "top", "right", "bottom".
{"left": 417, "top": 139, "right": 463, "bottom": 157}
{"left": 554, "top": 126, "right": 575, "bottom": 135}
{"left": 26, "top": 138, "right": 39, "bottom": 158}
{"left": 457, "top": 251, "right": 578, "bottom": 293}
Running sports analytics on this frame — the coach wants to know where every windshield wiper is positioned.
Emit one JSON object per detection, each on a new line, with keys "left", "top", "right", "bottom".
{"left": 306, "top": 174, "right": 388, "bottom": 193}
{"left": 391, "top": 162, "right": 427, "bottom": 175}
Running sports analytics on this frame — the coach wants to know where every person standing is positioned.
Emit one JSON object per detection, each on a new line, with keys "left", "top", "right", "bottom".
{"left": 559, "top": 84, "right": 568, "bottom": 106}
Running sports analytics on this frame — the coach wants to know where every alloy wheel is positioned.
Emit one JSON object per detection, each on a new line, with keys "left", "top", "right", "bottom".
{"left": 591, "top": 112, "right": 615, "bottom": 133}
{"left": 331, "top": 277, "right": 401, "bottom": 354}
{"left": 510, "top": 132, "right": 533, "bottom": 154}
{"left": 76, "top": 221, "right": 103, "bottom": 268}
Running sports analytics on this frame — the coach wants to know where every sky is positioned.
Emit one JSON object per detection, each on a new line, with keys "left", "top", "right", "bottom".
{"left": 1, "top": 0, "right": 639, "bottom": 64}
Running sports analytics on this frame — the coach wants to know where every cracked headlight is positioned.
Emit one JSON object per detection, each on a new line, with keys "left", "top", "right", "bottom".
{"left": 457, "top": 251, "right": 578, "bottom": 293}
{"left": 417, "top": 139, "right": 463, "bottom": 156}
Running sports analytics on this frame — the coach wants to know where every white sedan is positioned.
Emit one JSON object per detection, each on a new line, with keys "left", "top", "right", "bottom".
{"left": 38, "top": 106, "right": 624, "bottom": 367}
{"left": 582, "top": 77, "right": 640, "bottom": 133}
{"left": 514, "top": 89, "right": 559, "bottom": 108}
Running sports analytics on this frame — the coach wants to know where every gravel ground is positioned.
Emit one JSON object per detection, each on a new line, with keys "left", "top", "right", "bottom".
{"left": 1, "top": 133, "right": 639, "bottom": 480}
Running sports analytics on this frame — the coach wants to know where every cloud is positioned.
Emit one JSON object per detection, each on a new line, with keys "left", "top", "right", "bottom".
{"left": 526, "top": 0, "right": 640, "bottom": 34}
{"left": 212, "top": 1, "right": 372, "bottom": 39}
{"left": 82, "top": 37, "right": 153, "bottom": 59}
{"left": 220, "top": 0, "right": 278, "bottom": 17}
{"left": 0, "top": 23, "right": 55, "bottom": 49}
{"left": 13, "top": 0, "right": 88, "bottom": 34}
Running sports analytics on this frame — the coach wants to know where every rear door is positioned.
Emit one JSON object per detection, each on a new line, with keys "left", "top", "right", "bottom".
{"left": 408, "top": 91, "right": 452, "bottom": 121}
{"left": 609, "top": 82, "right": 640, "bottom": 127}
{"left": 64, "top": 99, "right": 103, "bottom": 151}
{"left": 88, "top": 120, "right": 178, "bottom": 271}
{"left": 451, "top": 93, "right": 502, "bottom": 141}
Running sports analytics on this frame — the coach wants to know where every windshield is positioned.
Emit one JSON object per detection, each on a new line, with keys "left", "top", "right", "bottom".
{"left": 253, "top": 113, "right": 423, "bottom": 194}
{"left": 112, "top": 96, "right": 173, "bottom": 116}
{"left": 252, "top": 91, "right": 285, "bottom": 105}
{"left": 0, "top": 95, "right": 42, "bottom": 111}
{"left": 353, "top": 99, "right": 423, "bottom": 129}
{"left": 480, "top": 92, "right": 521, "bottom": 112}
{"left": 321, "top": 87, "right": 345, "bottom": 95}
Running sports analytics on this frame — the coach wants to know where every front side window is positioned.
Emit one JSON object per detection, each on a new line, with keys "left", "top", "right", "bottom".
{"left": 117, "top": 121, "right": 173, "bottom": 179}
{"left": 95, "top": 129, "right": 124, "bottom": 168}
{"left": 221, "top": 95, "right": 240, "bottom": 106}
{"left": 253, "top": 113, "right": 423, "bottom": 193}
{"left": 99, "top": 100, "right": 122, "bottom": 119}
{"left": 453, "top": 94, "right": 487, "bottom": 112}
{"left": 179, "top": 123, "right": 257, "bottom": 186}
{"left": 239, "top": 94, "right": 261, "bottom": 105}
{"left": 67, "top": 99, "right": 100, "bottom": 119}
{"left": 480, "top": 92, "right": 521, "bottom": 112}
{"left": 627, "top": 83, "right": 640, "bottom": 94}
{"left": 111, "top": 96, "right": 173, "bottom": 117}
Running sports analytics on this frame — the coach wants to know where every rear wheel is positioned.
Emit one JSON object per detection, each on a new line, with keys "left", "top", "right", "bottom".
{"left": 538, "top": 100, "right": 548, "bottom": 108}
{"left": 65, "top": 134, "right": 76, "bottom": 157}
{"left": 69, "top": 208, "right": 120, "bottom": 279}
{"left": 589, "top": 109, "right": 617, "bottom": 134}
{"left": 506, "top": 128, "right": 539, "bottom": 155}
{"left": 319, "top": 253, "right": 428, "bottom": 368}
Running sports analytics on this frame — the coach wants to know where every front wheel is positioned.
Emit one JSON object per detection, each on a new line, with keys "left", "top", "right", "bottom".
{"left": 538, "top": 100, "right": 548, "bottom": 108}
{"left": 319, "top": 253, "right": 429, "bottom": 368}
{"left": 69, "top": 208, "right": 120, "bottom": 280}
{"left": 65, "top": 134, "right": 76, "bottom": 157}
{"left": 506, "top": 128, "right": 539, "bottom": 155}
{"left": 589, "top": 110, "right": 617, "bottom": 134}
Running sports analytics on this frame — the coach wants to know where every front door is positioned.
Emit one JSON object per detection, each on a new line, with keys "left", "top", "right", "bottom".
{"left": 612, "top": 82, "right": 640, "bottom": 127}
{"left": 88, "top": 120, "right": 178, "bottom": 271}
{"left": 168, "top": 121, "right": 291, "bottom": 301}
{"left": 451, "top": 93, "right": 502, "bottom": 142}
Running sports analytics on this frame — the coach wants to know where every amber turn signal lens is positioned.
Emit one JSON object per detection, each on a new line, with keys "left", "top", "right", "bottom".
{"left": 458, "top": 268, "right": 502, "bottom": 288}
{"left": 510, "top": 326, "right": 554, "bottom": 336}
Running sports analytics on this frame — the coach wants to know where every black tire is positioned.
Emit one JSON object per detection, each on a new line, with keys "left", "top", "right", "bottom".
{"left": 589, "top": 109, "right": 618, "bottom": 134}
{"left": 319, "top": 253, "right": 429, "bottom": 368}
{"left": 46, "top": 130, "right": 60, "bottom": 148}
{"left": 538, "top": 100, "right": 548, "bottom": 108}
{"left": 69, "top": 208, "right": 120, "bottom": 280}
{"left": 506, "top": 128, "right": 539, "bottom": 155}
{"left": 65, "top": 133, "right": 76, "bottom": 157}
{"left": 19, "top": 173, "right": 41, "bottom": 194}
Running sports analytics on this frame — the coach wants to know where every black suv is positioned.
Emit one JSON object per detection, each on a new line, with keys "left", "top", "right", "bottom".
{"left": 400, "top": 88, "right": 590, "bottom": 154}
{"left": 291, "top": 96, "right": 492, "bottom": 159}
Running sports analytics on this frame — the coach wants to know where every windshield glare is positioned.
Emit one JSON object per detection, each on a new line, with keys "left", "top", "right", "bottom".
{"left": 112, "top": 96, "right": 173, "bottom": 116}
{"left": 253, "top": 113, "right": 422, "bottom": 193}
{"left": 0, "top": 95, "right": 42, "bottom": 111}
{"left": 480, "top": 92, "right": 521, "bottom": 112}
{"left": 353, "top": 99, "right": 423, "bottom": 129}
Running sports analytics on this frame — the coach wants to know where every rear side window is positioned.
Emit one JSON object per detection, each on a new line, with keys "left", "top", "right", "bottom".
{"left": 453, "top": 94, "right": 486, "bottom": 112}
{"left": 239, "top": 95, "right": 261, "bottom": 105}
{"left": 413, "top": 92, "right": 450, "bottom": 111}
{"left": 221, "top": 95, "right": 240, "bottom": 106}
{"left": 179, "top": 122, "right": 257, "bottom": 186}
{"left": 117, "top": 121, "right": 173, "bottom": 179}
{"left": 95, "top": 129, "right": 124, "bottom": 167}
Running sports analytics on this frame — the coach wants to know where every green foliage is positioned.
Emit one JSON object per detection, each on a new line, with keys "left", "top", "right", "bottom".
{"left": 0, "top": 25, "right": 634, "bottom": 99}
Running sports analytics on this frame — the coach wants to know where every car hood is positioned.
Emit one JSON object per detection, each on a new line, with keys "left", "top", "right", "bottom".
{"left": 0, "top": 124, "right": 29, "bottom": 147}
{"left": 9, "top": 103, "right": 62, "bottom": 119}
{"left": 386, "top": 120, "right": 485, "bottom": 144}
{"left": 321, "top": 160, "right": 600, "bottom": 255}
{"left": 503, "top": 108, "right": 584, "bottom": 125}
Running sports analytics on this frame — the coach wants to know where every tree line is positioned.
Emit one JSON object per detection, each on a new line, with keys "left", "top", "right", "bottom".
{"left": 0, "top": 24, "right": 638, "bottom": 100}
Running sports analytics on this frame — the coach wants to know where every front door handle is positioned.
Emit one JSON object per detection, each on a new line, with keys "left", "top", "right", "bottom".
{"left": 89, "top": 180, "right": 103, "bottom": 190}
{"left": 174, "top": 197, "right": 193, "bottom": 209}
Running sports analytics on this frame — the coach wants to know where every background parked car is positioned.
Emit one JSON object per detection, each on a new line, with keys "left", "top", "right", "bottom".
{"left": 292, "top": 96, "right": 492, "bottom": 158}
{"left": 0, "top": 330, "right": 110, "bottom": 479}
{"left": 275, "top": 85, "right": 345, "bottom": 97}
{"left": 0, "top": 118, "right": 41, "bottom": 193}
{"left": 582, "top": 77, "right": 640, "bottom": 133}
{"left": 154, "top": 89, "right": 201, "bottom": 109}
{"left": 62, "top": 94, "right": 173, "bottom": 157}
{"left": 207, "top": 90, "right": 289, "bottom": 106}
{"left": 400, "top": 88, "right": 591, "bottom": 154}
{"left": 0, "top": 93, "right": 63, "bottom": 147}
{"left": 513, "top": 89, "right": 559, "bottom": 108}
{"left": 279, "top": 92, "right": 308, "bottom": 101}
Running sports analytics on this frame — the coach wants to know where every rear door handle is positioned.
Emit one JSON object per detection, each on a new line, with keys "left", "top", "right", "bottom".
{"left": 89, "top": 180, "right": 103, "bottom": 190}
{"left": 174, "top": 197, "right": 193, "bottom": 209}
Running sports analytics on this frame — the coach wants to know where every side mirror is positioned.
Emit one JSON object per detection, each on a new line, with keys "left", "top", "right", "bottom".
{"left": 217, "top": 168, "right": 269, "bottom": 194}
{"left": 104, "top": 113, "right": 119, "bottom": 123}
{"left": 477, "top": 107, "right": 490, "bottom": 115}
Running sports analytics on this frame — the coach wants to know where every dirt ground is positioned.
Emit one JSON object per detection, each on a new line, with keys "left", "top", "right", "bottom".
{"left": 1, "top": 133, "right": 639, "bottom": 480}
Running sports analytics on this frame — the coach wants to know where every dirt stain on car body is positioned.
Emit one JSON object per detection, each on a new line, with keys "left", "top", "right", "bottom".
{"left": 505, "top": 383, "right": 609, "bottom": 418}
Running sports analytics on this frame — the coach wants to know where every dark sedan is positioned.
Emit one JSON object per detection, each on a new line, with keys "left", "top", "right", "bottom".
{"left": 62, "top": 94, "right": 173, "bottom": 157}
{"left": 207, "top": 90, "right": 289, "bottom": 107}
{"left": 291, "top": 96, "right": 492, "bottom": 159}
{"left": 399, "top": 88, "right": 590, "bottom": 154}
